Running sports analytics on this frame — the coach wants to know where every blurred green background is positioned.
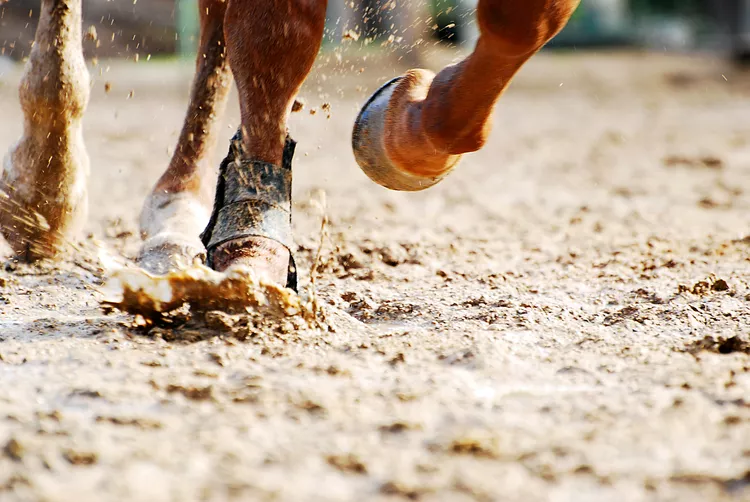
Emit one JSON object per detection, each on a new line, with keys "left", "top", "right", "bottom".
{"left": 1, "top": 0, "right": 748, "bottom": 63}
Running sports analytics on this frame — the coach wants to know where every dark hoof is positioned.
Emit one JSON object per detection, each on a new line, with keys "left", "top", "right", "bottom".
{"left": 201, "top": 131, "right": 298, "bottom": 291}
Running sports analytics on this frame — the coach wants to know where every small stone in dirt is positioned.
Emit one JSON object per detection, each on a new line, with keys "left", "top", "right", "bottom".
{"left": 203, "top": 311, "right": 239, "bottom": 332}
{"left": 379, "top": 421, "right": 421, "bottom": 434}
{"left": 663, "top": 155, "right": 724, "bottom": 170}
{"left": 194, "top": 369, "right": 219, "bottom": 378}
{"left": 0, "top": 474, "right": 30, "bottom": 491}
{"left": 678, "top": 276, "right": 730, "bottom": 296}
{"left": 389, "top": 352, "right": 407, "bottom": 366}
{"left": 712, "top": 279, "right": 730, "bottom": 292}
{"left": 686, "top": 335, "right": 750, "bottom": 355}
{"left": 341, "top": 291, "right": 359, "bottom": 302}
{"left": 446, "top": 436, "right": 500, "bottom": 459}
{"left": 326, "top": 454, "right": 368, "bottom": 474}
{"left": 63, "top": 449, "right": 98, "bottom": 466}
{"left": 296, "top": 399, "right": 326, "bottom": 416}
{"left": 166, "top": 384, "right": 214, "bottom": 401}
{"left": 396, "top": 392, "right": 419, "bottom": 402}
{"left": 376, "top": 301, "right": 419, "bottom": 320}
{"left": 698, "top": 197, "right": 723, "bottom": 209}
{"left": 724, "top": 415, "right": 742, "bottom": 425}
{"left": 338, "top": 252, "right": 365, "bottom": 271}
{"left": 208, "top": 352, "right": 225, "bottom": 367}
{"left": 702, "top": 157, "right": 724, "bottom": 169}
{"left": 36, "top": 410, "right": 62, "bottom": 422}
{"left": 310, "top": 365, "right": 349, "bottom": 377}
{"left": 380, "top": 481, "right": 430, "bottom": 500}
{"left": 95, "top": 416, "right": 163, "bottom": 430}
{"left": 3, "top": 437, "right": 24, "bottom": 461}
{"left": 378, "top": 244, "right": 408, "bottom": 266}
{"left": 347, "top": 297, "right": 377, "bottom": 321}
{"left": 68, "top": 389, "right": 103, "bottom": 399}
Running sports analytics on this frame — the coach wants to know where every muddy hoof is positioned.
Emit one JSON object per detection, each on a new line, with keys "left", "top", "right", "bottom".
{"left": 137, "top": 233, "right": 206, "bottom": 275}
{"left": 352, "top": 77, "right": 446, "bottom": 192}
{"left": 137, "top": 192, "right": 210, "bottom": 275}
{"left": 201, "top": 131, "right": 298, "bottom": 290}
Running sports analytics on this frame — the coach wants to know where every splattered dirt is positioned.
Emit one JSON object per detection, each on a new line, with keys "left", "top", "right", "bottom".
{"left": 1, "top": 51, "right": 750, "bottom": 501}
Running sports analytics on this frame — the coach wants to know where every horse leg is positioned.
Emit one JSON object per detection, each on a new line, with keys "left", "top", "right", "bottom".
{"left": 201, "top": 0, "right": 327, "bottom": 284}
{"left": 137, "top": 0, "right": 232, "bottom": 274}
{"left": 0, "top": 0, "right": 89, "bottom": 260}
{"left": 353, "top": 0, "right": 580, "bottom": 191}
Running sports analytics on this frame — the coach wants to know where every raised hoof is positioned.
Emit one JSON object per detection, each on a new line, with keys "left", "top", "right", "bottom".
{"left": 352, "top": 77, "right": 448, "bottom": 192}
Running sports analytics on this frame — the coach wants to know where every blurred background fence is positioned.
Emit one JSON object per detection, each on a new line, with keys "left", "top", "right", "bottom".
{"left": 1, "top": 0, "right": 749, "bottom": 62}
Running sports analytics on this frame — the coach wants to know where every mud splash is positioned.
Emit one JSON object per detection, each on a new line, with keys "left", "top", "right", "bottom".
{"left": 101, "top": 264, "right": 317, "bottom": 327}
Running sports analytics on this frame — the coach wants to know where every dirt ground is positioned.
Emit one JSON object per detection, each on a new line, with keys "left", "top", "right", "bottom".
{"left": 0, "top": 50, "right": 749, "bottom": 501}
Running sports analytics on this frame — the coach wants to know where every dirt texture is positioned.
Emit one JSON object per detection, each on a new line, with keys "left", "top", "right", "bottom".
{"left": 1, "top": 51, "right": 750, "bottom": 501}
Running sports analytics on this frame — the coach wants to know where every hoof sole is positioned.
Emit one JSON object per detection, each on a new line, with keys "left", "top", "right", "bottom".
{"left": 352, "top": 77, "right": 448, "bottom": 192}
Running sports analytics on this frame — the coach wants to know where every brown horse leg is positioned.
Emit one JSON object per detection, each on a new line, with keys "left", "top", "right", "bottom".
{"left": 137, "top": 0, "right": 232, "bottom": 274}
{"left": 353, "top": 0, "right": 580, "bottom": 191}
{"left": 0, "top": 0, "right": 89, "bottom": 260}
{"left": 207, "top": 0, "right": 328, "bottom": 284}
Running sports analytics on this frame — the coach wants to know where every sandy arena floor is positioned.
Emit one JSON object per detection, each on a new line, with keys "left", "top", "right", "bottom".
{"left": 0, "top": 50, "right": 749, "bottom": 501}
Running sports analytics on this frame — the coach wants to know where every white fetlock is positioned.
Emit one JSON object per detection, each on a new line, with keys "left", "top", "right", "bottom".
{"left": 137, "top": 192, "right": 210, "bottom": 275}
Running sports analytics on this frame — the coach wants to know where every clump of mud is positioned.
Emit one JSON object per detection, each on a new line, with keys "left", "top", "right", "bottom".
{"left": 101, "top": 265, "right": 325, "bottom": 338}
{"left": 686, "top": 335, "right": 750, "bottom": 355}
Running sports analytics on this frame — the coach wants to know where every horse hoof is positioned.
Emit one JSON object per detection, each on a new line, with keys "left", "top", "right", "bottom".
{"left": 138, "top": 192, "right": 210, "bottom": 275}
{"left": 352, "top": 78, "right": 446, "bottom": 192}
{"left": 137, "top": 233, "right": 206, "bottom": 275}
